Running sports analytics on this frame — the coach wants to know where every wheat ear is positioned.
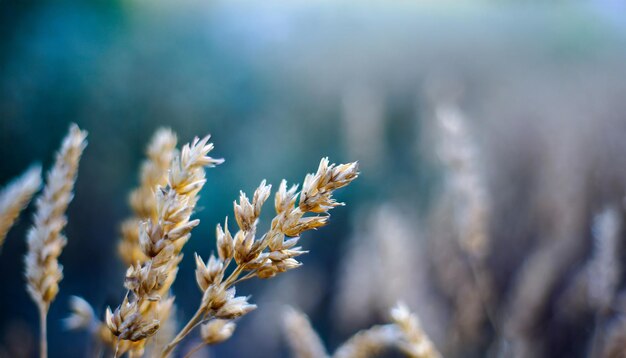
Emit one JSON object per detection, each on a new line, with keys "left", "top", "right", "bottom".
{"left": 389, "top": 303, "right": 441, "bottom": 358}
{"left": 24, "top": 123, "right": 87, "bottom": 358}
{"left": 119, "top": 128, "right": 178, "bottom": 266}
{"left": 331, "top": 303, "right": 440, "bottom": 358}
{"left": 160, "top": 158, "right": 359, "bottom": 357}
{"left": 284, "top": 303, "right": 440, "bottom": 358}
{"left": 333, "top": 324, "right": 397, "bottom": 358}
{"left": 106, "top": 135, "right": 222, "bottom": 355}
{"left": 0, "top": 165, "right": 42, "bottom": 249}
{"left": 283, "top": 308, "right": 329, "bottom": 358}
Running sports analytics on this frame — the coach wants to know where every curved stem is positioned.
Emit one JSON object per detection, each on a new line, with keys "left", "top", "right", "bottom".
{"left": 160, "top": 308, "right": 204, "bottom": 358}
{"left": 230, "top": 270, "right": 257, "bottom": 286}
{"left": 161, "top": 261, "right": 248, "bottom": 357}
{"left": 38, "top": 304, "right": 48, "bottom": 358}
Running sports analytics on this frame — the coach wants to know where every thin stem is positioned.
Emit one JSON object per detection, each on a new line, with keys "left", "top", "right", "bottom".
{"left": 467, "top": 257, "right": 498, "bottom": 333}
{"left": 191, "top": 315, "right": 214, "bottom": 333}
{"left": 114, "top": 337, "right": 121, "bottom": 358}
{"left": 162, "top": 260, "right": 248, "bottom": 358}
{"left": 38, "top": 304, "right": 48, "bottom": 358}
{"left": 160, "top": 307, "right": 204, "bottom": 358}
{"left": 183, "top": 342, "right": 206, "bottom": 358}
{"left": 223, "top": 265, "right": 244, "bottom": 287}
{"left": 589, "top": 312, "right": 607, "bottom": 358}
{"left": 231, "top": 270, "right": 258, "bottom": 286}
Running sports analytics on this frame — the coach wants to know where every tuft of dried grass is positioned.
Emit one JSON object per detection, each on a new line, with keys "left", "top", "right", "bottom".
{"left": 159, "top": 157, "right": 358, "bottom": 357}
{"left": 106, "top": 135, "right": 222, "bottom": 356}
{"left": 24, "top": 123, "right": 87, "bottom": 358}
{"left": 53, "top": 130, "right": 357, "bottom": 357}
{"left": 0, "top": 166, "right": 42, "bottom": 250}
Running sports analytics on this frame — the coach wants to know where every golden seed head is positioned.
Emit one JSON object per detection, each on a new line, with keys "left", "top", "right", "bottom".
{"left": 119, "top": 128, "right": 177, "bottom": 266}
{"left": 195, "top": 253, "right": 224, "bottom": 291}
{"left": 234, "top": 192, "right": 255, "bottom": 232}
{"left": 234, "top": 230, "right": 256, "bottom": 265}
{"left": 200, "top": 319, "right": 236, "bottom": 345}
{"left": 282, "top": 308, "right": 329, "bottom": 358}
{"left": 0, "top": 165, "right": 42, "bottom": 248}
{"left": 299, "top": 158, "right": 359, "bottom": 213}
{"left": 105, "top": 297, "right": 160, "bottom": 342}
{"left": 201, "top": 284, "right": 230, "bottom": 312}
{"left": 216, "top": 219, "right": 234, "bottom": 261}
{"left": 25, "top": 123, "right": 87, "bottom": 308}
{"left": 214, "top": 294, "right": 257, "bottom": 320}
{"left": 275, "top": 180, "right": 299, "bottom": 215}
{"left": 109, "top": 133, "right": 221, "bottom": 343}
{"left": 390, "top": 303, "right": 441, "bottom": 358}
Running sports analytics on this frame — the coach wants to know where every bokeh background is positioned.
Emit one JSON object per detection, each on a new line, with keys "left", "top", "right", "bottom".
{"left": 2, "top": 1, "right": 626, "bottom": 357}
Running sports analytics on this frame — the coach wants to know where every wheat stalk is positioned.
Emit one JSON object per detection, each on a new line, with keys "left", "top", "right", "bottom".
{"left": 24, "top": 123, "right": 87, "bottom": 358}
{"left": 106, "top": 135, "right": 222, "bottom": 356}
{"left": 159, "top": 157, "right": 358, "bottom": 357}
{"left": 0, "top": 165, "right": 42, "bottom": 250}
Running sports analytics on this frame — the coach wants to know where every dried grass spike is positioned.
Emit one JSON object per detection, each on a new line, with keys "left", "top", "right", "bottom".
{"left": 108, "top": 134, "right": 222, "bottom": 353}
{"left": 200, "top": 319, "right": 236, "bottom": 345}
{"left": 0, "top": 165, "right": 42, "bottom": 249}
{"left": 160, "top": 158, "right": 357, "bottom": 357}
{"left": 333, "top": 325, "right": 398, "bottom": 358}
{"left": 390, "top": 303, "right": 441, "bottom": 358}
{"left": 119, "top": 128, "right": 178, "bottom": 266}
{"left": 283, "top": 308, "right": 329, "bottom": 358}
{"left": 24, "top": 123, "right": 87, "bottom": 358}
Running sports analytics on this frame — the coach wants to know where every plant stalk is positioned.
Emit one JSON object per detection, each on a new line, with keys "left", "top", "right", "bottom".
{"left": 38, "top": 304, "right": 48, "bottom": 358}
{"left": 160, "top": 308, "right": 204, "bottom": 358}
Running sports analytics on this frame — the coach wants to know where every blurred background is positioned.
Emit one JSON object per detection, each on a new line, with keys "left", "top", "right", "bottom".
{"left": 2, "top": 1, "right": 626, "bottom": 357}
